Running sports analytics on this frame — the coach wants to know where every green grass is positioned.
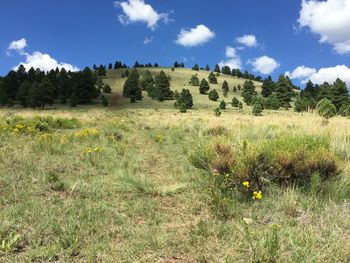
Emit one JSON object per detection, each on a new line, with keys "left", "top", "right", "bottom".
{"left": 0, "top": 68, "right": 349, "bottom": 262}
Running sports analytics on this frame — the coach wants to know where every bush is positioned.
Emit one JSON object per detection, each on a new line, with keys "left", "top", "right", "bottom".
{"left": 252, "top": 103, "right": 263, "bottom": 116}
{"left": 294, "top": 98, "right": 308, "bottom": 112}
{"left": 231, "top": 97, "right": 240, "bottom": 107}
{"left": 103, "top": 84, "right": 112, "bottom": 93}
{"left": 316, "top": 98, "right": 337, "bottom": 118}
{"left": 339, "top": 103, "right": 350, "bottom": 117}
{"left": 209, "top": 89, "right": 219, "bottom": 101}
{"left": 179, "top": 103, "right": 187, "bottom": 113}
{"left": 189, "top": 136, "right": 340, "bottom": 207}
{"left": 265, "top": 94, "right": 280, "bottom": 110}
{"left": 214, "top": 107, "right": 221, "bottom": 116}
{"left": 175, "top": 89, "right": 193, "bottom": 109}
{"left": 219, "top": 100, "right": 226, "bottom": 110}
{"left": 102, "top": 95, "right": 109, "bottom": 107}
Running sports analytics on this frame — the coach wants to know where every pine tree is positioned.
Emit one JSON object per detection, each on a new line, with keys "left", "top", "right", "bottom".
{"left": 275, "top": 75, "right": 294, "bottom": 107}
{"left": 192, "top": 64, "right": 200, "bottom": 71}
{"left": 140, "top": 70, "right": 154, "bottom": 91}
{"left": 261, "top": 76, "right": 275, "bottom": 97}
{"left": 214, "top": 64, "right": 221, "bottom": 73}
{"left": 222, "top": 80, "right": 229, "bottom": 97}
{"left": 265, "top": 94, "right": 281, "bottom": 110}
{"left": 189, "top": 75, "right": 200, "bottom": 86}
{"left": 176, "top": 89, "right": 193, "bottom": 109}
{"left": 199, "top": 79, "right": 210, "bottom": 94}
{"left": 174, "top": 61, "right": 179, "bottom": 68}
{"left": 331, "top": 78, "right": 349, "bottom": 110}
{"left": 123, "top": 69, "right": 141, "bottom": 101}
{"left": 208, "top": 89, "right": 219, "bottom": 101}
{"left": 221, "top": 66, "right": 231, "bottom": 75}
{"left": 241, "top": 80, "right": 257, "bottom": 105}
{"left": 38, "top": 76, "right": 55, "bottom": 108}
{"left": 108, "top": 63, "right": 113, "bottom": 70}
{"left": 302, "top": 80, "right": 316, "bottom": 99}
{"left": 219, "top": 100, "right": 226, "bottom": 109}
{"left": 57, "top": 68, "right": 71, "bottom": 104}
{"left": 208, "top": 72, "right": 217, "bottom": 84}
{"left": 205, "top": 65, "right": 210, "bottom": 71}
{"left": 153, "top": 71, "right": 173, "bottom": 101}
{"left": 16, "top": 80, "right": 31, "bottom": 107}
{"left": 231, "top": 97, "right": 240, "bottom": 107}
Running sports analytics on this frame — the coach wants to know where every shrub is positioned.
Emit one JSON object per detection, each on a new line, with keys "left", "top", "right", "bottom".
{"left": 339, "top": 103, "right": 350, "bottom": 117}
{"left": 179, "top": 103, "right": 187, "bottom": 113}
{"left": 189, "top": 75, "right": 200, "bottom": 86}
{"left": 316, "top": 98, "right": 337, "bottom": 118}
{"left": 208, "top": 72, "right": 217, "bottom": 84}
{"left": 175, "top": 89, "right": 193, "bottom": 109}
{"left": 265, "top": 94, "right": 281, "bottom": 110}
{"left": 219, "top": 100, "right": 226, "bottom": 110}
{"left": 209, "top": 89, "right": 219, "bottom": 101}
{"left": 199, "top": 79, "right": 210, "bottom": 94}
{"left": 294, "top": 98, "right": 308, "bottom": 112}
{"left": 103, "top": 84, "right": 112, "bottom": 93}
{"left": 214, "top": 107, "right": 221, "bottom": 116}
{"left": 101, "top": 96, "right": 109, "bottom": 107}
{"left": 232, "top": 97, "right": 240, "bottom": 107}
{"left": 252, "top": 103, "right": 263, "bottom": 116}
{"left": 238, "top": 102, "right": 243, "bottom": 110}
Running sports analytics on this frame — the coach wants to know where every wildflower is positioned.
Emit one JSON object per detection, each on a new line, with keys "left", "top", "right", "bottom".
{"left": 243, "top": 181, "right": 250, "bottom": 188}
{"left": 253, "top": 191, "right": 262, "bottom": 200}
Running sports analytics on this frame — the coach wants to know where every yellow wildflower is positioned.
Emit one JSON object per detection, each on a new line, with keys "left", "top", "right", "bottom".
{"left": 253, "top": 191, "right": 262, "bottom": 200}
{"left": 243, "top": 181, "right": 250, "bottom": 188}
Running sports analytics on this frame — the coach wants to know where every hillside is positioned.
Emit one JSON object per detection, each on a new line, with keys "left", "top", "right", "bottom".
{"left": 104, "top": 67, "right": 263, "bottom": 110}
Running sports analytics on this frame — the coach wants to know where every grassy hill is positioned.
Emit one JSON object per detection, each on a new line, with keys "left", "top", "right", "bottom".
{"left": 104, "top": 67, "right": 262, "bottom": 110}
{"left": 0, "top": 68, "right": 350, "bottom": 262}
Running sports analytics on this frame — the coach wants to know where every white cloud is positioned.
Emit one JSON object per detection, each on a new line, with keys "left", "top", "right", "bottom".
{"left": 285, "top": 66, "right": 316, "bottom": 80}
{"left": 8, "top": 38, "right": 27, "bottom": 54}
{"left": 14, "top": 51, "right": 79, "bottom": 72}
{"left": 298, "top": 0, "right": 350, "bottom": 54}
{"left": 286, "top": 65, "right": 350, "bottom": 85}
{"left": 236, "top": 34, "right": 258, "bottom": 47}
{"left": 218, "top": 46, "right": 242, "bottom": 69}
{"left": 176, "top": 25, "right": 215, "bottom": 47}
{"left": 143, "top": 36, "right": 153, "bottom": 44}
{"left": 8, "top": 39, "right": 79, "bottom": 72}
{"left": 115, "top": 0, "right": 170, "bottom": 30}
{"left": 248, "top": 56, "right": 280, "bottom": 75}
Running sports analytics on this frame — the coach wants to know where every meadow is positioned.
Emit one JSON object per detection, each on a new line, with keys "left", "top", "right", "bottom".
{"left": 0, "top": 68, "right": 350, "bottom": 262}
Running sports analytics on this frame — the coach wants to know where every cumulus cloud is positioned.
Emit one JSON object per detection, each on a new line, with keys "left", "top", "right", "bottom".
{"left": 143, "top": 36, "right": 153, "bottom": 44}
{"left": 8, "top": 38, "right": 79, "bottom": 72}
{"left": 285, "top": 66, "right": 316, "bottom": 80}
{"left": 115, "top": 0, "right": 170, "bottom": 30}
{"left": 236, "top": 34, "right": 258, "bottom": 47}
{"left": 176, "top": 25, "right": 215, "bottom": 47}
{"left": 218, "top": 46, "right": 242, "bottom": 69}
{"left": 286, "top": 65, "right": 350, "bottom": 85}
{"left": 7, "top": 38, "right": 27, "bottom": 54}
{"left": 298, "top": 0, "right": 350, "bottom": 54}
{"left": 248, "top": 56, "right": 280, "bottom": 75}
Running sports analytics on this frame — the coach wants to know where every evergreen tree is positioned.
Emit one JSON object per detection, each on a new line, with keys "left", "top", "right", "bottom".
{"left": 16, "top": 80, "right": 31, "bottom": 107}
{"left": 231, "top": 97, "right": 240, "bottom": 107}
{"left": 241, "top": 80, "right": 257, "bottom": 105}
{"left": 180, "top": 63, "right": 185, "bottom": 68}
{"left": 208, "top": 72, "right": 217, "bottom": 84}
{"left": 275, "top": 75, "right": 294, "bottom": 107}
{"left": 101, "top": 95, "right": 109, "bottom": 107}
{"left": 221, "top": 66, "right": 231, "bottom": 75}
{"left": 205, "top": 65, "right": 210, "bottom": 71}
{"left": 214, "top": 64, "right": 221, "bottom": 73}
{"left": 261, "top": 76, "right": 275, "bottom": 97}
{"left": 233, "top": 86, "right": 237, "bottom": 92}
{"left": 123, "top": 69, "right": 141, "bottom": 101}
{"left": 2, "top": 70, "right": 19, "bottom": 102}
{"left": 302, "top": 80, "right": 316, "bottom": 99}
{"left": 174, "top": 61, "right": 179, "bottom": 68}
{"left": 219, "top": 100, "right": 226, "bottom": 110}
{"left": 317, "top": 98, "right": 337, "bottom": 118}
{"left": 294, "top": 98, "right": 309, "bottom": 112}
{"left": 108, "top": 63, "right": 113, "bottom": 70}
{"left": 124, "top": 69, "right": 130, "bottom": 77}
{"left": 252, "top": 103, "right": 263, "bottom": 116}
{"left": 199, "top": 79, "right": 210, "bottom": 94}
{"left": 222, "top": 80, "right": 229, "bottom": 94}
{"left": 103, "top": 84, "right": 112, "bottom": 93}
{"left": 97, "top": 65, "right": 107, "bottom": 76}
{"left": 192, "top": 64, "right": 200, "bottom": 71}
{"left": 16, "top": 65, "right": 27, "bottom": 83}
{"left": 176, "top": 89, "right": 193, "bottom": 109}
{"left": 208, "top": 89, "right": 219, "bottom": 101}
{"left": 243, "top": 70, "right": 250, "bottom": 79}
{"left": 57, "top": 68, "right": 71, "bottom": 104}
{"left": 265, "top": 94, "right": 281, "bottom": 110}
{"left": 331, "top": 78, "right": 349, "bottom": 110}
{"left": 189, "top": 75, "right": 200, "bottom": 86}
{"left": 140, "top": 70, "right": 154, "bottom": 91}
{"left": 153, "top": 71, "right": 173, "bottom": 101}
{"left": 317, "top": 82, "right": 332, "bottom": 101}
{"left": 38, "top": 76, "right": 55, "bottom": 108}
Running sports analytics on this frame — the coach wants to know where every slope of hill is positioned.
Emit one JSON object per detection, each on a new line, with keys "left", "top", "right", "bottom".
{"left": 103, "top": 67, "right": 262, "bottom": 109}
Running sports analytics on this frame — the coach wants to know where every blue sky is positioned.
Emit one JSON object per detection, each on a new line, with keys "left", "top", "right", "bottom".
{"left": 1, "top": 0, "right": 350, "bottom": 87}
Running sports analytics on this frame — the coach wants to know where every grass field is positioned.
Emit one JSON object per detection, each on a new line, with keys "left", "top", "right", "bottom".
{"left": 0, "top": 68, "right": 350, "bottom": 262}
